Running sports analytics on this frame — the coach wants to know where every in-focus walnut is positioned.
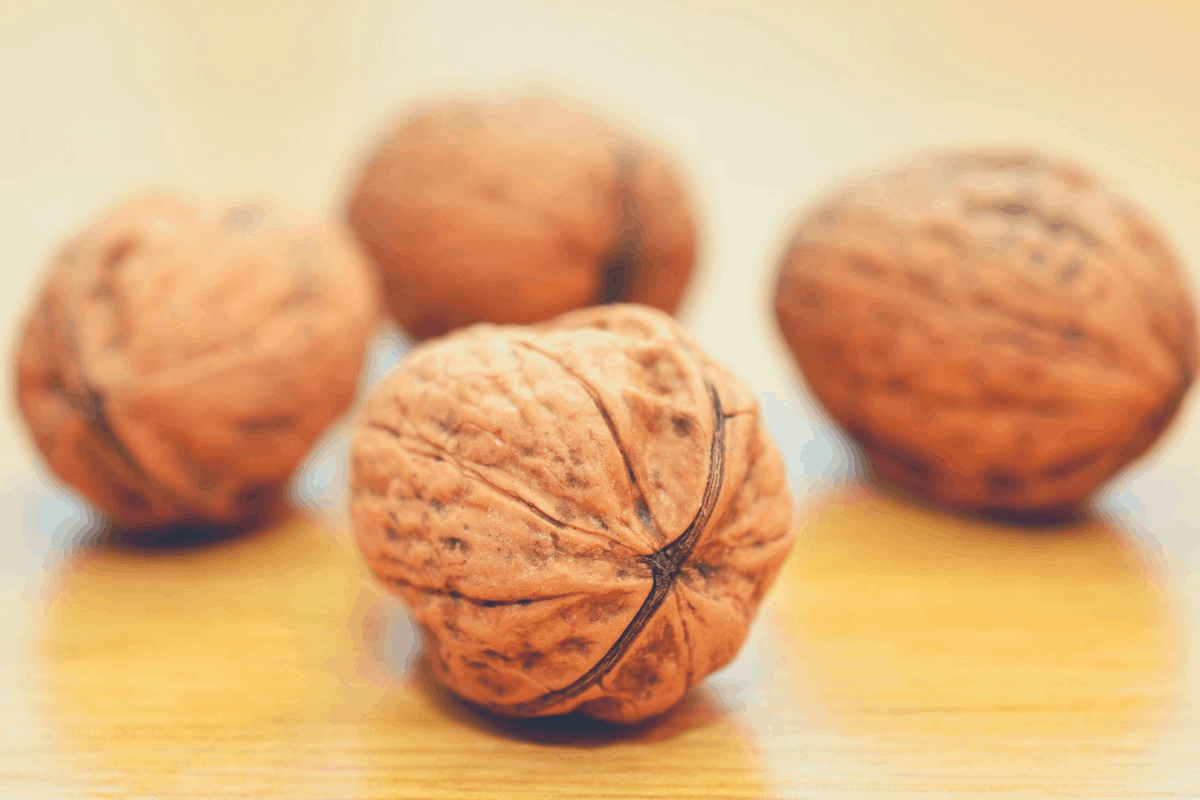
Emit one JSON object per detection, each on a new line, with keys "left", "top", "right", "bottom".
{"left": 15, "top": 193, "right": 382, "bottom": 542}
{"left": 351, "top": 304, "right": 793, "bottom": 723}
{"left": 345, "top": 94, "right": 699, "bottom": 341}
{"left": 773, "top": 148, "right": 1199, "bottom": 519}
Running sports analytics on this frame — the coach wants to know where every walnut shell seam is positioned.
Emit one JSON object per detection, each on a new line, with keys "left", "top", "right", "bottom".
{"left": 594, "top": 140, "right": 650, "bottom": 306}
{"left": 485, "top": 378, "right": 726, "bottom": 716}
{"left": 365, "top": 363, "right": 729, "bottom": 715}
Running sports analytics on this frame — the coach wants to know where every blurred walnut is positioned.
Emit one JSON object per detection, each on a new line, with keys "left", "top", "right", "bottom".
{"left": 352, "top": 304, "right": 793, "bottom": 723}
{"left": 15, "top": 194, "right": 382, "bottom": 541}
{"left": 345, "top": 94, "right": 698, "bottom": 341}
{"left": 773, "top": 148, "right": 1199, "bottom": 519}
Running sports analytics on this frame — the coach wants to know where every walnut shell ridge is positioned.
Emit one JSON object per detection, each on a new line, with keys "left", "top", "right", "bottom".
{"left": 773, "top": 148, "right": 1199, "bottom": 517}
{"left": 345, "top": 94, "right": 698, "bottom": 341}
{"left": 351, "top": 304, "right": 793, "bottom": 723}
{"left": 15, "top": 194, "right": 382, "bottom": 538}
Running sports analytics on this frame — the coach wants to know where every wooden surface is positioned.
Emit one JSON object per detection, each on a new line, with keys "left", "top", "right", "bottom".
{"left": 5, "top": 0, "right": 1200, "bottom": 797}
{"left": 3, "top": 482, "right": 1200, "bottom": 799}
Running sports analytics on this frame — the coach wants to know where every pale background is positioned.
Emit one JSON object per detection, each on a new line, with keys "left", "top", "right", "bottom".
{"left": 3, "top": 1, "right": 1200, "bottom": 797}
{"left": 5, "top": 0, "right": 1200, "bottom": 562}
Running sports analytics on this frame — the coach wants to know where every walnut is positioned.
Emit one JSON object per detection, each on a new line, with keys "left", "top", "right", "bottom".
{"left": 15, "top": 193, "right": 382, "bottom": 541}
{"left": 345, "top": 94, "right": 698, "bottom": 341}
{"left": 773, "top": 148, "right": 1199, "bottom": 519}
{"left": 351, "top": 304, "right": 793, "bottom": 723}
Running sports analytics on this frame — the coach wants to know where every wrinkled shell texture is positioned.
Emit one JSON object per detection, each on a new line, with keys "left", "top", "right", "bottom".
{"left": 16, "top": 194, "right": 381, "bottom": 533}
{"left": 774, "top": 149, "right": 1199, "bottom": 515}
{"left": 346, "top": 95, "right": 698, "bottom": 341}
{"left": 352, "top": 304, "right": 793, "bottom": 723}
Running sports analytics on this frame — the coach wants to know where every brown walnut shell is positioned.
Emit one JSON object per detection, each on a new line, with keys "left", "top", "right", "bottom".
{"left": 773, "top": 148, "right": 1199, "bottom": 518}
{"left": 345, "top": 94, "right": 698, "bottom": 341}
{"left": 351, "top": 304, "right": 793, "bottom": 723}
{"left": 15, "top": 194, "right": 382, "bottom": 539}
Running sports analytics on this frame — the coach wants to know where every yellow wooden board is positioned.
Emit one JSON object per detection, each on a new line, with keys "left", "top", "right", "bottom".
{"left": 4, "top": 482, "right": 1198, "bottom": 798}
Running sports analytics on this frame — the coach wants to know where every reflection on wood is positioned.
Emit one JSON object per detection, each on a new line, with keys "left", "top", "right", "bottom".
{"left": 31, "top": 518, "right": 765, "bottom": 799}
{"left": 757, "top": 483, "right": 1184, "bottom": 794}
{"left": 4, "top": 484, "right": 1199, "bottom": 797}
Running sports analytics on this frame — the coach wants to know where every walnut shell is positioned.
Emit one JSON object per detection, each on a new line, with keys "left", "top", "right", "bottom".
{"left": 773, "top": 148, "right": 1199, "bottom": 517}
{"left": 345, "top": 94, "right": 698, "bottom": 341}
{"left": 351, "top": 304, "right": 793, "bottom": 723}
{"left": 15, "top": 194, "right": 382, "bottom": 538}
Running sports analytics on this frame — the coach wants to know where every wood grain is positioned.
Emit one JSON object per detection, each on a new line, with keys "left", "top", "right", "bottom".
{"left": 3, "top": 481, "right": 1198, "bottom": 799}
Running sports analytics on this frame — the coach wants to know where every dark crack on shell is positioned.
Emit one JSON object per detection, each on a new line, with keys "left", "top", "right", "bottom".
{"left": 46, "top": 314, "right": 251, "bottom": 534}
{"left": 511, "top": 340, "right": 664, "bottom": 541}
{"left": 384, "top": 576, "right": 584, "bottom": 608}
{"left": 65, "top": 388, "right": 148, "bottom": 479}
{"left": 51, "top": 314, "right": 170, "bottom": 505}
{"left": 481, "top": 379, "right": 727, "bottom": 716}
{"left": 673, "top": 590, "right": 695, "bottom": 690}
{"left": 366, "top": 420, "right": 578, "bottom": 534}
{"left": 598, "top": 254, "right": 635, "bottom": 304}
{"left": 594, "top": 141, "right": 648, "bottom": 306}
{"left": 364, "top": 422, "right": 642, "bottom": 564}
{"left": 970, "top": 198, "right": 1101, "bottom": 250}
